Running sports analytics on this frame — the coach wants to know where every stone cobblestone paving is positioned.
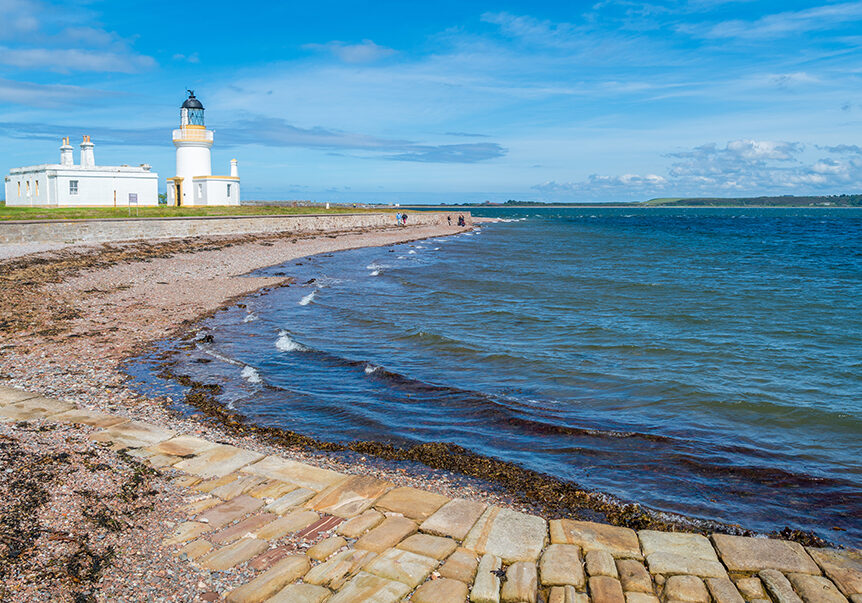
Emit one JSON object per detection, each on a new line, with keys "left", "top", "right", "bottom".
{"left": 2, "top": 384, "right": 861, "bottom": 602}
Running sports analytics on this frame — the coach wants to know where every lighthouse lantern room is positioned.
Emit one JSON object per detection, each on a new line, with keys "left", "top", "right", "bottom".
{"left": 167, "top": 90, "right": 240, "bottom": 206}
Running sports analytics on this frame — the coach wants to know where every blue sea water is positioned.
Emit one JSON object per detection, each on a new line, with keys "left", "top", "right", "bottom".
{"left": 135, "top": 207, "right": 862, "bottom": 544}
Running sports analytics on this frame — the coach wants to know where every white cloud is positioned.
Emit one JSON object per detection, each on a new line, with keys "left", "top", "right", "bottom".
{"left": 683, "top": 2, "right": 862, "bottom": 40}
{"left": 303, "top": 39, "right": 396, "bottom": 63}
{"left": 0, "top": 78, "right": 109, "bottom": 106}
{"left": 0, "top": 46, "right": 155, "bottom": 73}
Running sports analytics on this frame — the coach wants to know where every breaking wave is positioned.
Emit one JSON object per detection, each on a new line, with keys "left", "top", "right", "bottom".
{"left": 275, "top": 330, "right": 307, "bottom": 352}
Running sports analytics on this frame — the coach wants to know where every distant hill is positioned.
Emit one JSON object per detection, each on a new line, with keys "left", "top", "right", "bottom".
{"left": 644, "top": 195, "right": 862, "bottom": 207}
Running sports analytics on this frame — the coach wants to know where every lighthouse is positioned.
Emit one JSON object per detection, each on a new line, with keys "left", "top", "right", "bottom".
{"left": 167, "top": 90, "right": 240, "bottom": 206}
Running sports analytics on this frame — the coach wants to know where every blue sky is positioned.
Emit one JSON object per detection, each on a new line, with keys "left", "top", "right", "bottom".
{"left": 2, "top": 0, "right": 862, "bottom": 203}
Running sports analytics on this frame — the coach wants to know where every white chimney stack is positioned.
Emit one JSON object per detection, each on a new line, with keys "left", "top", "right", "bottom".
{"left": 230, "top": 158, "right": 238, "bottom": 177}
{"left": 60, "top": 136, "right": 74, "bottom": 166}
{"left": 80, "top": 135, "right": 95, "bottom": 167}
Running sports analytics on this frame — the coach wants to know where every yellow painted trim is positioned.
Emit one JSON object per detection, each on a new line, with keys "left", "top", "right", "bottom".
{"left": 183, "top": 125, "right": 206, "bottom": 130}
{"left": 192, "top": 175, "right": 240, "bottom": 180}
{"left": 166, "top": 177, "right": 184, "bottom": 181}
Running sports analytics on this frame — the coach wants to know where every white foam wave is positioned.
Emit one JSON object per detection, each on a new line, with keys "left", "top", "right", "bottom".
{"left": 364, "top": 364, "right": 379, "bottom": 375}
{"left": 299, "top": 290, "right": 316, "bottom": 306}
{"left": 408, "top": 250, "right": 416, "bottom": 255}
{"left": 243, "top": 312, "right": 258, "bottom": 323}
{"left": 203, "top": 349, "right": 243, "bottom": 366}
{"left": 397, "top": 255, "right": 407, "bottom": 259}
{"left": 276, "top": 330, "right": 306, "bottom": 352}
{"left": 434, "top": 247, "right": 440, "bottom": 251}
{"left": 241, "top": 365, "right": 262, "bottom": 384}
{"left": 370, "top": 270, "right": 381, "bottom": 276}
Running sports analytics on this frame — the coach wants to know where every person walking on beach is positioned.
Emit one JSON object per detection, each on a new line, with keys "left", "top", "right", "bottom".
{"left": 447, "top": 215, "right": 451, "bottom": 225}
{"left": 402, "top": 213, "right": 408, "bottom": 226}
{"left": 395, "top": 212, "right": 401, "bottom": 226}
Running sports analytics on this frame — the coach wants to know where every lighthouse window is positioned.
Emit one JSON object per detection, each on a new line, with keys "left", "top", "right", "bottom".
{"left": 227, "top": 183, "right": 231, "bottom": 197}
{"left": 70, "top": 180, "right": 78, "bottom": 195}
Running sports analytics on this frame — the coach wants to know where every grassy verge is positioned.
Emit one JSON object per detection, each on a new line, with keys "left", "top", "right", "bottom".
{"left": 0, "top": 204, "right": 394, "bottom": 221}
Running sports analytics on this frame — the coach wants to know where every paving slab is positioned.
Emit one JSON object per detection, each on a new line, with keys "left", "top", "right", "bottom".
{"left": 639, "top": 531, "right": 725, "bottom": 577}
{"left": 267, "top": 583, "right": 331, "bottom": 603}
{"left": 210, "top": 513, "right": 276, "bottom": 545}
{"left": 471, "top": 553, "right": 502, "bottom": 603}
{"left": 210, "top": 475, "right": 268, "bottom": 501}
{"left": 624, "top": 593, "right": 658, "bottom": 603}
{"left": 732, "top": 575, "right": 768, "bottom": 600}
{"left": 712, "top": 534, "right": 820, "bottom": 574}
{"left": 303, "top": 549, "right": 378, "bottom": 590}
{"left": 589, "top": 575, "right": 625, "bottom": 603}
{"left": 308, "top": 535, "right": 347, "bottom": 561}
{"left": 355, "top": 516, "right": 418, "bottom": 553}
{"left": 242, "top": 455, "right": 346, "bottom": 491}
{"left": 587, "top": 550, "right": 619, "bottom": 578}
{"left": 295, "top": 514, "right": 344, "bottom": 540}
{"left": 173, "top": 444, "right": 263, "bottom": 478}
{"left": 184, "top": 496, "right": 221, "bottom": 515}
{"left": 254, "top": 509, "right": 319, "bottom": 540}
{"left": 616, "top": 559, "right": 652, "bottom": 593}
{"left": 540, "top": 544, "right": 586, "bottom": 588}
{"left": 0, "top": 384, "right": 38, "bottom": 406}
{"left": 501, "top": 560, "right": 538, "bottom": 603}
{"left": 663, "top": 575, "right": 709, "bottom": 602}
{"left": 264, "top": 487, "right": 316, "bottom": 514}
{"left": 705, "top": 577, "right": 745, "bottom": 603}
{"left": 307, "top": 474, "right": 392, "bottom": 518}
{"left": 337, "top": 509, "right": 385, "bottom": 538}
{"left": 440, "top": 547, "right": 480, "bottom": 583}
{"left": 248, "top": 545, "right": 295, "bottom": 571}
{"left": 759, "top": 569, "right": 804, "bottom": 603}
{"left": 147, "top": 435, "right": 218, "bottom": 457}
{"left": 548, "top": 585, "right": 590, "bottom": 603}
{"left": 246, "top": 480, "right": 297, "bottom": 500}
{"left": 412, "top": 577, "right": 470, "bottom": 603}
{"left": 421, "top": 497, "right": 488, "bottom": 541}
{"left": 163, "top": 521, "right": 211, "bottom": 546}
{"left": 327, "top": 571, "right": 411, "bottom": 603}
{"left": 807, "top": 547, "right": 862, "bottom": 596}
{"left": 0, "top": 397, "right": 75, "bottom": 421}
{"left": 787, "top": 573, "right": 848, "bottom": 603}
{"left": 373, "top": 486, "right": 449, "bottom": 521}
{"left": 551, "top": 519, "right": 642, "bottom": 559}
{"left": 89, "top": 420, "right": 176, "bottom": 448}
{"left": 177, "top": 539, "right": 212, "bottom": 561}
{"left": 52, "top": 408, "right": 129, "bottom": 428}
{"left": 198, "top": 537, "right": 269, "bottom": 570}
{"left": 195, "top": 473, "right": 243, "bottom": 494}
{"left": 398, "top": 533, "right": 458, "bottom": 560}
{"left": 224, "top": 554, "right": 310, "bottom": 603}
{"left": 463, "top": 506, "right": 547, "bottom": 564}
{"left": 365, "top": 547, "right": 439, "bottom": 587}
{"left": 196, "top": 495, "right": 264, "bottom": 530}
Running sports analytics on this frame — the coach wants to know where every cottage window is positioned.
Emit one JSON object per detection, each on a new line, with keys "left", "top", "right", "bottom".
{"left": 70, "top": 180, "right": 78, "bottom": 195}
{"left": 26, "top": 181, "right": 30, "bottom": 195}
{"left": 35, "top": 180, "right": 39, "bottom": 196}
{"left": 227, "top": 183, "right": 231, "bottom": 197}
{"left": 17, "top": 182, "right": 20, "bottom": 197}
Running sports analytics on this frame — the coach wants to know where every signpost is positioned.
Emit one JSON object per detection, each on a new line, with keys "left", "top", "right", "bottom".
{"left": 128, "top": 193, "right": 138, "bottom": 217}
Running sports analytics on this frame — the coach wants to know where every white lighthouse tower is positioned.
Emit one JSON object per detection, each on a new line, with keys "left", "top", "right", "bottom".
{"left": 167, "top": 90, "right": 240, "bottom": 206}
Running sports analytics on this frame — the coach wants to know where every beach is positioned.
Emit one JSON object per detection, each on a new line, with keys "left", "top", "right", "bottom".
{"left": 1, "top": 214, "right": 859, "bottom": 602}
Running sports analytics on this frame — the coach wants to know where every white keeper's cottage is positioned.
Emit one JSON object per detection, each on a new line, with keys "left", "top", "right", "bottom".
{"left": 4, "top": 136, "right": 159, "bottom": 207}
{"left": 167, "top": 90, "right": 240, "bottom": 206}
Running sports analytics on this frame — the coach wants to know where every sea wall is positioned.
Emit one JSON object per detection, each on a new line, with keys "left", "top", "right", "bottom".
{"left": 0, "top": 211, "right": 470, "bottom": 245}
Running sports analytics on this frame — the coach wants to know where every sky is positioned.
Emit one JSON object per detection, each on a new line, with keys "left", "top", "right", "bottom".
{"left": 2, "top": 0, "right": 862, "bottom": 203}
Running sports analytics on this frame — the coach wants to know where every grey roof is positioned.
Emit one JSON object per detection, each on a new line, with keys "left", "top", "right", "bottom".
{"left": 181, "top": 90, "right": 204, "bottom": 110}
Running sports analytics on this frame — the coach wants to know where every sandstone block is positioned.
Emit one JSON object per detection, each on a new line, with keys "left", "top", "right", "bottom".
{"left": 0, "top": 397, "right": 75, "bottom": 421}
{"left": 210, "top": 475, "right": 267, "bottom": 500}
{"left": 198, "top": 537, "right": 269, "bottom": 570}
{"left": 551, "top": 520, "right": 641, "bottom": 559}
{"left": 242, "top": 455, "right": 346, "bottom": 491}
{"left": 624, "top": 593, "right": 659, "bottom": 603}
{"left": 177, "top": 539, "right": 212, "bottom": 560}
{"left": 501, "top": 561, "right": 538, "bottom": 603}
{"left": 587, "top": 550, "right": 619, "bottom": 578}
{"left": 640, "top": 530, "right": 726, "bottom": 578}
{"left": 540, "top": 543, "right": 585, "bottom": 588}
{"left": 787, "top": 572, "right": 848, "bottom": 603}
{"left": 195, "top": 473, "right": 242, "bottom": 494}
{"left": 355, "top": 516, "right": 418, "bottom": 553}
{"left": 196, "top": 495, "right": 264, "bottom": 530}
{"left": 663, "top": 575, "right": 709, "bottom": 602}
{"left": 617, "top": 559, "right": 652, "bottom": 593}
{"left": 705, "top": 577, "right": 745, "bottom": 603}
{"left": 173, "top": 444, "right": 263, "bottom": 479}
{"left": 253, "top": 509, "right": 319, "bottom": 540}
{"left": 246, "top": 480, "right": 297, "bottom": 500}
{"left": 303, "top": 549, "right": 377, "bottom": 590}
{"left": 463, "top": 506, "right": 548, "bottom": 564}
{"left": 732, "top": 575, "right": 768, "bottom": 599}
{"left": 470, "top": 553, "right": 502, "bottom": 603}
{"left": 225, "top": 555, "right": 310, "bottom": 603}
{"left": 0, "top": 384, "right": 38, "bottom": 405}
{"left": 712, "top": 534, "right": 819, "bottom": 574}
{"left": 412, "top": 577, "right": 470, "bottom": 603}
{"left": 53, "top": 408, "right": 129, "bottom": 428}
{"left": 327, "top": 571, "right": 411, "bottom": 603}
{"left": 421, "top": 497, "right": 488, "bottom": 541}
{"left": 374, "top": 486, "right": 450, "bottom": 521}
{"left": 645, "top": 551, "right": 727, "bottom": 578}
{"left": 549, "top": 585, "right": 590, "bottom": 603}
{"left": 267, "top": 583, "right": 331, "bottom": 603}
{"left": 307, "top": 474, "right": 392, "bottom": 518}
{"left": 807, "top": 547, "right": 862, "bottom": 596}
{"left": 148, "top": 435, "right": 217, "bottom": 457}
{"left": 589, "top": 575, "right": 625, "bottom": 603}
{"left": 210, "top": 513, "right": 276, "bottom": 545}
{"left": 162, "top": 521, "right": 210, "bottom": 546}
{"left": 364, "top": 547, "right": 439, "bottom": 587}
{"left": 759, "top": 569, "right": 803, "bottom": 603}
{"left": 307, "top": 535, "right": 347, "bottom": 561}
{"left": 264, "top": 488, "right": 316, "bottom": 514}
{"left": 184, "top": 495, "right": 221, "bottom": 515}
{"left": 337, "top": 509, "right": 385, "bottom": 538}
{"left": 398, "top": 533, "right": 458, "bottom": 560}
{"left": 89, "top": 420, "right": 175, "bottom": 448}
{"left": 440, "top": 547, "right": 480, "bottom": 583}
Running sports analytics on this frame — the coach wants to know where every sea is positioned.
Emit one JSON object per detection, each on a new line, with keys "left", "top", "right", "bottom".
{"left": 129, "top": 207, "right": 862, "bottom": 545}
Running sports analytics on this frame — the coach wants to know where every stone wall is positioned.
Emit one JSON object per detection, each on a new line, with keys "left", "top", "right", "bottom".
{"left": 0, "top": 211, "right": 470, "bottom": 245}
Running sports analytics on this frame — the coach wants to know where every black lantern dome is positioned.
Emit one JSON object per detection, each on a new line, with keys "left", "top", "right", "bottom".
{"left": 181, "top": 90, "right": 205, "bottom": 126}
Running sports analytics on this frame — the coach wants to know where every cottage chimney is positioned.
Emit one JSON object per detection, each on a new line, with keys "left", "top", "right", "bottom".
{"left": 80, "top": 135, "right": 95, "bottom": 167}
{"left": 60, "top": 137, "right": 74, "bottom": 166}
{"left": 230, "top": 158, "right": 238, "bottom": 177}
